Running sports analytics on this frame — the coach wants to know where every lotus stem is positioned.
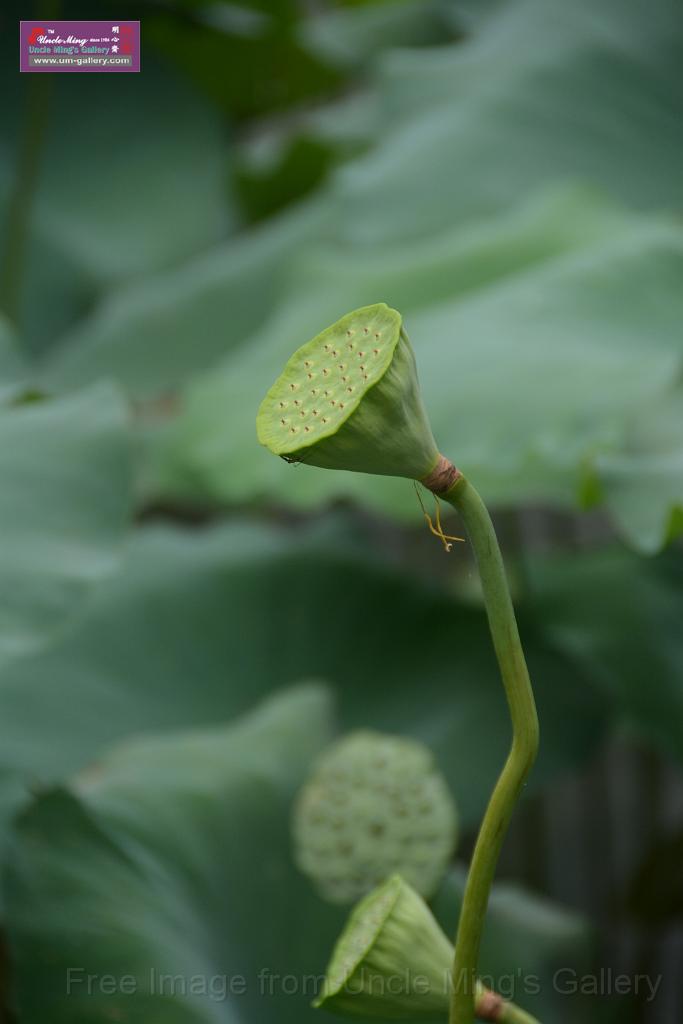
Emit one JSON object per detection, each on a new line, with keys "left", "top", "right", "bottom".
{"left": 257, "top": 306, "right": 542, "bottom": 1024}
{"left": 426, "top": 469, "right": 540, "bottom": 1024}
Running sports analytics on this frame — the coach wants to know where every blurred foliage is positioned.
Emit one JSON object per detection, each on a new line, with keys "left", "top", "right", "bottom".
{"left": 530, "top": 548, "right": 683, "bottom": 765}
{"left": 0, "top": 0, "right": 682, "bottom": 1020}
{"left": 15, "top": 0, "right": 678, "bottom": 549}
{"left": 235, "top": 135, "right": 338, "bottom": 224}
{"left": 6, "top": 686, "right": 341, "bottom": 1024}
{"left": 6, "top": 686, "right": 599, "bottom": 1024}
{"left": 0, "top": 517, "right": 609, "bottom": 850}
{"left": 0, "top": 384, "right": 131, "bottom": 665}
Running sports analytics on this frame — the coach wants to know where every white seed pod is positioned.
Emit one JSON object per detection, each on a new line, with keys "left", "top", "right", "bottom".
{"left": 292, "top": 730, "right": 458, "bottom": 904}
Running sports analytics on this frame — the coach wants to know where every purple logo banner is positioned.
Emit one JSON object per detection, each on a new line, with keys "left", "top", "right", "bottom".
{"left": 20, "top": 20, "right": 140, "bottom": 73}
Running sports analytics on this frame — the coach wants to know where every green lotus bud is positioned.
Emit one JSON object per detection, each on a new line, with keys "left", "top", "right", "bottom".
{"left": 292, "top": 730, "right": 457, "bottom": 904}
{"left": 256, "top": 303, "right": 440, "bottom": 480}
{"left": 314, "top": 874, "right": 452, "bottom": 1018}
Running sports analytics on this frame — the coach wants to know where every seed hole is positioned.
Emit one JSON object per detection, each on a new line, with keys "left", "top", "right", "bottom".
{"left": 338, "top": 364, "right": 345, "bottom": 371}
{"left": 294, "top": 399, "right": 300, "bottom": 406}
{"left": 339, "top": 402, "right": 345, "bottom": 409}
{"left": 307, "top": 372, "right": 314, "bottom": 380}
{"left": 373, "top": 349, "right": 379, "bottom": 355}
{"left": 363, "top": 327, "right": 369, "bottom": 334}
{"left": 347, "top": 386, "right": 353, "bottom": 393}
{"left": 332, "top": 349, "right": 338, "bottom": 357}
{"left": 342, "top": 376, "right": 347, "bottom": 383}
{"left": 278, "top": 401, "right": 286, "bottom": 409}
{"left": 322, "top": 368, "right": 329, "bottom": 376}
{"left": 304, "top": 360, "right": 311, "bottom": 368}
{"left": 290, "top": 427, "right": 297, "bottom": 434}
{"left": 363, "top": 374, "right": 369, "bottom": 380}
{"left": 330, "top": 399, "right": 336, "bottom": 406}
{"left": 304, "top": 426, "right": 310, "bottom": 432}
{"left": 358, "top": 351, "right": 365, "bottom": 358}
{"left": 322, "top": 417, "right": 328, "bottom": 424}
{"left": 360, "top": 365, "right": 365, "bottom": 371}
{"left": 312, "top": 409, "right": 319, "bottom": 416}
{"left": 374, "top": 332, "right": 380, "bottom": 339}
{"left": 324, "top": 344, "right": 330, "bottom": 351}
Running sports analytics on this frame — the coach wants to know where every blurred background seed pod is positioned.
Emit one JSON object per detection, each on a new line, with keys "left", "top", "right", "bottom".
{"left": 292, "top": 730, "right": 458, "bottom": 904}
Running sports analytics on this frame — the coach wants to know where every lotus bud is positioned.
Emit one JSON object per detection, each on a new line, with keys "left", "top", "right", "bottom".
{"left": 256, "top": 303, "right": 441, "bottom": 480}
{"left": 292, "top": 730, "right": 457, "bottom": 904}
{"left": 314, "top": 874, "right": 453, "bottom": 1018}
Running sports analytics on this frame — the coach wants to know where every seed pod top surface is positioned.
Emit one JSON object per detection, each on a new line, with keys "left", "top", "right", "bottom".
{"left": 292, "top": 730, "right": 458, "bottom": 904}
{"left": 256, "top": 303, "right": 440, "bottom": 480}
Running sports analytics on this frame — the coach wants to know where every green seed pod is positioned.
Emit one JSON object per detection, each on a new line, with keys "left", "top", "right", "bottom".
{"left": 292, "top": 730, "right": 458, "bottom": 904}
{"left": 314, "top": 874, "right": 452, "bottom": 1018}
{"left": 256, "top": 303, "right": 440, "bottom": 480}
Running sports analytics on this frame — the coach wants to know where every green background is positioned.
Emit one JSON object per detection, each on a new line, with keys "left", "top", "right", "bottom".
{"left": 0, "top": 1, "right": 681, "bottom": 1021}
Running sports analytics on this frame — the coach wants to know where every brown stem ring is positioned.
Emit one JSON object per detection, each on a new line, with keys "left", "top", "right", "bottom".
{"left": 420, "top": 454, "right": 461, "bottom": 495}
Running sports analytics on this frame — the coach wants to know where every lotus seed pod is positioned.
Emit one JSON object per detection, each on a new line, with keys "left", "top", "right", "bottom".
{"left": 314, "top": 874, "right": 452, "bottom": 1018}
{"left": 256, "top": 303, "right": 440, "bottom": 480}
{"left": 292, "top": 730, "right": 458, "bottom": 904}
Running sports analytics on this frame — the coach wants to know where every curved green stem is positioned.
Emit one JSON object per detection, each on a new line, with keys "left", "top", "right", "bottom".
{"left": 441, "top": 471, "right": 540, "bottom": 1024}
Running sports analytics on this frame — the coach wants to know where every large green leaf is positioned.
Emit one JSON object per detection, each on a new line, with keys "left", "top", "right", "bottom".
{"left": 530, "top": 547, "right": 683, "bottom": 765}
{"left": 45, "top": 198, "right": 329, "bottom": 396}
{"left": 35, "top": 0, "right": 683, "bottom": 550}
{"left": 3, "top": 685, "right": 341, "bottom": 1024}
{"left": 334, "top": 0, "right": 683, "bottom": 242}
{"left": 591, "top": 393, "right": 683, "bottom": 552}
{"left": 0, "top": 383, "right": 132, "bottom": 666}
{"left": 0, "top": 518, "right": 609, "bottom": 856}
{"left": 153, "top": 196, "right": 683, "bottom": 551}
{"left": 31, "top": 61, "right": 233, "bottom": 282}
{"left": 3, "top": 686, "right": 600, "bottom": 1023}
{"left": 44, "top": 181, "right": 601, "bottom": 397}
{"left": 45, "top": 0, "right": 683, "bottom": 369}
{"left": 0, "top": 54, "right": 234, "bottom": 353}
